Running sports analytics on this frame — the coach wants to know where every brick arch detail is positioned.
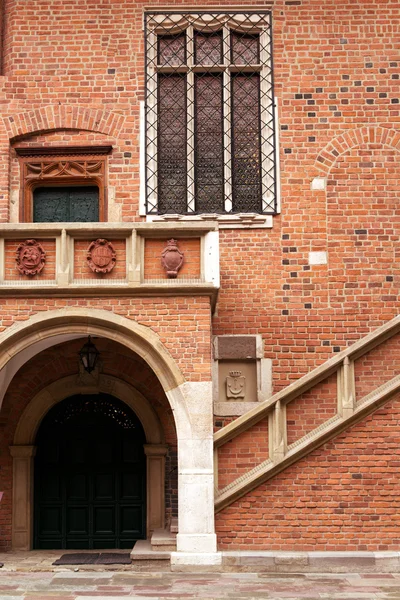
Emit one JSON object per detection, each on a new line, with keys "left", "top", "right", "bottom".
{"left": 315, "top": 126, "right": 400, "bottom": 174}
{"left": 4, "top": 104, "right": 126, "bottom": 141}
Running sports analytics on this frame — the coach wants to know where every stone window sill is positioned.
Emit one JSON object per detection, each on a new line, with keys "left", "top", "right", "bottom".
{"left": 145, "top": 213, "right": 274, "bottom": 230}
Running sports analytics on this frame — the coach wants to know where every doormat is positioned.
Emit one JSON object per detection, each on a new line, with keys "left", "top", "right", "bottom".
{"left": 96, "top": 553, "right": 132, "bottom": 565}
{"left": 53, "top": 552, "right": 132, "bottom": 565}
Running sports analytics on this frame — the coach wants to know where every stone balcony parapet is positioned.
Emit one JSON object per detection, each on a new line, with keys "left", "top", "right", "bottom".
{"left": 0, "top": 222, "right": 220, "bottom": 309}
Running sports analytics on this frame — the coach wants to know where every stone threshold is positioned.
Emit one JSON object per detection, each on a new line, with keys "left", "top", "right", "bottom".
{"left": 2, "top": 549, "right": 400, "bottom": 573}
{"left": 221, "top": 551, "right": 400, "bottom": 573}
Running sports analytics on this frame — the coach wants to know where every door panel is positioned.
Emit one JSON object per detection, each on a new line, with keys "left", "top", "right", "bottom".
{"left": 34, "top": 394, "right": 146, "bottom": 549}
{"left": 40, "top": 507, "right": 62, "bottom": 535}
{"left": 40, "top": 471, "right": 62, "bottom": 500}
{"left": 94, "top": 507, "right": 115, "bottom": 534}
{"left": 67, "top": 437, "right": 88, "bottom": 464}
{"left": 94, "top": 473, "right": 115, "bottom": 500}
{"left": 67, "top": 507, "right": 89, "bottom": 535}
{"left": 120, "top": 506, "right": 143, "bottom": 535}
{"left": 33, "top": 188, "right": 69, "bottom": 222}
{"left": 67, "top": 473, "right": 88, "bottom": 500}
{"left": 94, "top": 439, "right": 113, "bottom": 464}
{"left": 120, "top": 473, "right": 143, "bottom": 500}
{"left": 68, "top": 187, "right": 99, "bottom": 222}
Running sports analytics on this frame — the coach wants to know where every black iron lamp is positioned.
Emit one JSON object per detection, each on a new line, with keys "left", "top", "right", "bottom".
{"left": 79, "top": 336, "right": 100, "bottom": 373}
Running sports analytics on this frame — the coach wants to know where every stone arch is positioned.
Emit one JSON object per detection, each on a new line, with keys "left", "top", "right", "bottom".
{"left": 0, "top": 308, "right": 186, "bottom": 416}
{"left": 4, "top": 104, "right": 125, "bottom": 141}
{"left": 315, "top": 126, "right": 400, "bottom": 174}
{"left": 10, "top": 374, "right": 168, "bottom": 549}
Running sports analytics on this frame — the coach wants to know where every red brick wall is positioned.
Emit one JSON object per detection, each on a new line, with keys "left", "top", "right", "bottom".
{"left": 216, "top": 394, "right": 400, "bottom": 551}
{"left": 286, "top": 374, "right": 337, "bottom": 446}
{"left": 327, "top": 147, "right": 400, "bottom": 312}
{"left": 355, "top": 334, "right": 400, "bottom": 402}
{"left": 217, "top": 417, "right": 269, "bottom": 490}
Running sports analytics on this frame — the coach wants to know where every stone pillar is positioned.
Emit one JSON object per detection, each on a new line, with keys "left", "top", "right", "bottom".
{"left": 168, "top": 382, "right": 221, "bottom": 570}
{"left": 144, "top": 443, "right": 168, "bottom": 534}
{"left": 9, "top": 445, "right": 36, "bottom": 551}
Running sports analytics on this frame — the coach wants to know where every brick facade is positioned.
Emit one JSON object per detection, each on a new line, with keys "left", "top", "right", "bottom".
{"left": 216, "top": 394, "right": 400, "bottom": 551}
{"left": 0, "top": 0, "right": 399, "bottom": 555}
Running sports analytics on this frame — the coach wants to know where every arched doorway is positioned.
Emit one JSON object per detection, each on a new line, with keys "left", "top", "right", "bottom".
{"left": 5, "top": 308, "right": 218, "bottom": 564}
{"left": 34, "top": 393, "right": 146, "bottom": 549}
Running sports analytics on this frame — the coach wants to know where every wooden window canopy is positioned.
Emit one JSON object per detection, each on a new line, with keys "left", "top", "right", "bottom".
{"left": 15, "top": 145, "right": 113, "bottom": 157}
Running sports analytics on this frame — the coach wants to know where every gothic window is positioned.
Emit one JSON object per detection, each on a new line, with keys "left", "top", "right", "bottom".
{"left": 145, "top": 11, "right": 276, "bottom": 215}
{"left": 15, "top": 146, "right": 111, "bottom": 222}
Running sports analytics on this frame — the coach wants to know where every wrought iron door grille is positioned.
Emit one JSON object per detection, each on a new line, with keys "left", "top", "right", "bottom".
{"left": 144, "top": 11, "right": 276, "bottom": 215}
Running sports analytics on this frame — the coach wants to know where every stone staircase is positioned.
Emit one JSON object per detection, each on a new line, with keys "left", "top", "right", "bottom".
{"left": 214, "top": 314, "right": 400, "bottom": 511}
{"left": 132, "top": 315, "right": 400, "bottom": 559}
{"left": 130, "top": 518, "right": 177, "bottom": 560}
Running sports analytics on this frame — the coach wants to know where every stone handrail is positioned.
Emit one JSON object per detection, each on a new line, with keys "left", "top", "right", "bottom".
{"left": 214, "top": 313, "right": 400, "bottom": 511}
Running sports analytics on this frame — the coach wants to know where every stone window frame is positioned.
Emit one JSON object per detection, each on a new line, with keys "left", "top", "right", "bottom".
{"left": 144, "top": 10, "right": 278, "bottom": 220}
{"left": 15, "top": 145, "right": 112, "bottom": 222}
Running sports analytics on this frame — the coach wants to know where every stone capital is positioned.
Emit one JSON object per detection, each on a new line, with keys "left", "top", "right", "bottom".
{"left": 144, "top": 443, "right": 169, "bottom": 457}
{"left": 9, "top": 445, "right": 37, "bottom": 458}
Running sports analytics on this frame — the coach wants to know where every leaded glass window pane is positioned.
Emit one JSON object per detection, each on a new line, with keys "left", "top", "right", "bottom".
{"left": 194, "top": 31, "right": 223, "bottom": 65}
{"left": 157, "top": 33, "right": 186, "bottom": 66}
{"left": 231, "top": 32, "right": 260, "bottom": 65}
{"left": 232, "top": 74, "right": 262, "bottom": 212}
{"left": 194, "top": 74, "right": 224, "bottom": 213}
{"left": 157, "top": 74, "right": 187, "bottom": 214}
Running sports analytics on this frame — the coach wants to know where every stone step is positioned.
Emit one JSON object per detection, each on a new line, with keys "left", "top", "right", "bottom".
{"left": 130, "top": 539, "right": 171, "bottom": 561}
{"left": 151, "top": 528, "right": 177, "bottom": 552}
{"left": 170, "top": 517, "right": 178, "bottom": 533}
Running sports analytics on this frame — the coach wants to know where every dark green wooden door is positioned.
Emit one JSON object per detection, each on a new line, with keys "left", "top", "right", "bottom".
{"left": 34, "top": 394, "right": 146, "bottom": 549}
{"left": 33, "top": 186, "right": 99, "bottom": 222}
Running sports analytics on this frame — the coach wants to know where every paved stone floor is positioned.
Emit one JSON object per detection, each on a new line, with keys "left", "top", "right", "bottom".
{"left": 1, "top": 569, "right": 400, "bottom": 599}
{"left": 1, "top": 552, "right": 400, "bottom": 599}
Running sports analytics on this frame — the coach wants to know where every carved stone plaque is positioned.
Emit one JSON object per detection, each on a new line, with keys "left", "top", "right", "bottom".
{"left": 87, "top": 238, "right": 116, "bottom": 274}
{"left": 226, "top": 370, "right": 246, "bottom": 400}
{"left": 16, "top": 239, "right": 46, "bottom": 276}
{"left": 161, "top": 238, "right": 184, "bottom": 278}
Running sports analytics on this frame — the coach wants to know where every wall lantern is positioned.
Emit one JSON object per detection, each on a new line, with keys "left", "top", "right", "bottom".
{"left": 79, "top": 336, "right": 100, "bottom": 374}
